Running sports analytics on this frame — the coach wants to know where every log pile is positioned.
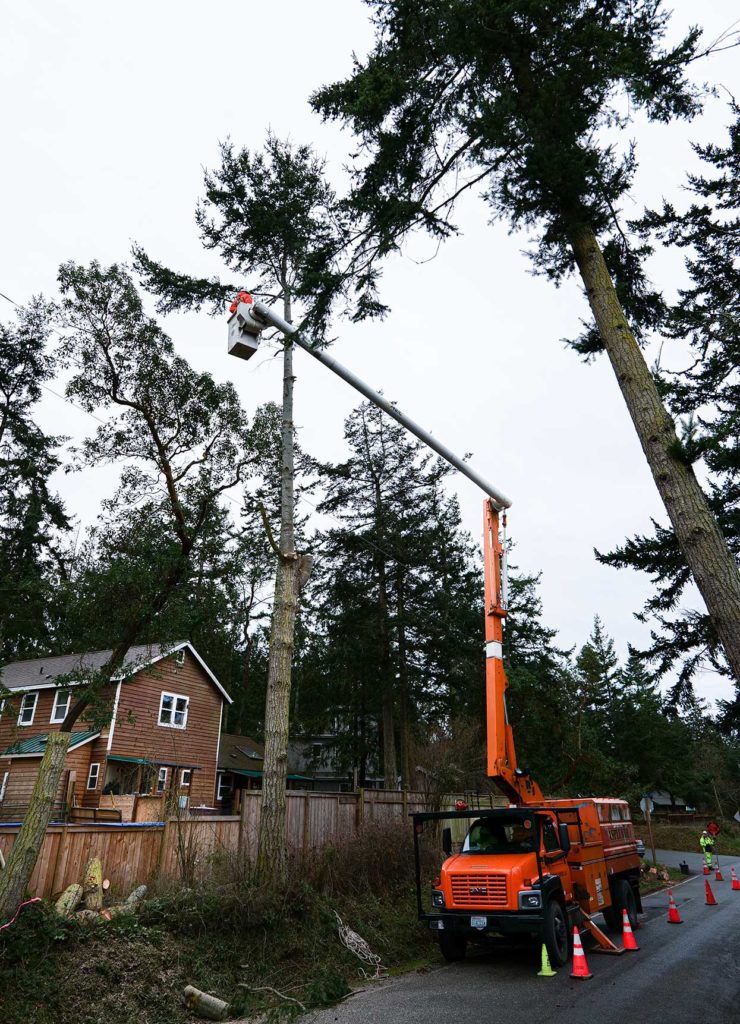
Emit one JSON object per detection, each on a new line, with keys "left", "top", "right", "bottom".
{"left": 54, "top": 857, "right": 147, "bottom": 923}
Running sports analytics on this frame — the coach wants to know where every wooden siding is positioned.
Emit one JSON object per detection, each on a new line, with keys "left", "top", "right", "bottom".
{"left": 0, "top": 649, "right": 225, "bottom": 817}
{"left": 0, "top": 790, "right": 465, "bottom": 898}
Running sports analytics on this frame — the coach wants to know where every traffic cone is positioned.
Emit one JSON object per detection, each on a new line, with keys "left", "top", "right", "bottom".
{"left": 705, "top": 879, "right": 718, "bottom": 906}
{"left": 621, "top": 908, "right": 639, "bottom": 950}
{"left": 537, "top": 943, "right": 557, "bottom": 977}
{"left": 667, "top": 890, "right": 682, "bottom": 924}
{"left": 703, "top": 863, "right": 710, "bottom": 875}
{"left": 569, "top": 928, "right": 593, "bottom": 980}
{"left": 715, "top": 865, "right": 724, "bottom": 882}
{"left": 731, "top": 868, "right": 740, "bottom": 891}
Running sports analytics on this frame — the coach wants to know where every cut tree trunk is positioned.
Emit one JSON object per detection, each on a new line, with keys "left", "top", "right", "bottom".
{"left": 0, "top": 731, "right": 72, "bottom": 919}
{"left": 82, "top": 856, "right": 103, "bottom": 911}
{"left": 569, "top": 224, "right": 740, "bottom": 683}
{"left": 256, "top": 293, "right": 313, "bottom": 882}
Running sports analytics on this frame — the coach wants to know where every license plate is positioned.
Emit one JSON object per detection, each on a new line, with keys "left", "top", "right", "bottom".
{"left": 470, "top": 915, "right": 487, "bottom": 929}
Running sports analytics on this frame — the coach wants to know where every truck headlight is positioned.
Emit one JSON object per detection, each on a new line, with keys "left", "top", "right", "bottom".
{"left": 518, "top": 890, "right": 542, "bottom": 910}
{"left": 431, "top": 889, "right": 445, "bottom": 908}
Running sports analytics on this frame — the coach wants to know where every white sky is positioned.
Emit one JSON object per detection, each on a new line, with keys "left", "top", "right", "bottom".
{"left": 1, "top": 2, "right": 737, "bottom": 706}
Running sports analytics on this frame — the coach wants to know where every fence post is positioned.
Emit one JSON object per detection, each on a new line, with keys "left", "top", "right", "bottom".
{"left": 155, "top": 818, "right": 171, "bottom": 881}
{"left": 302, "top": 792, "right": 311, "bottom": 859}
{"left": 356, "top": 788, "right": 364, "bottom": 831}
{"left": 238, "top": 797, "right": 247, "bottom": 859}
{"left": 50, "top": 824, "right": 69, "bottom": 895}
{"left": 402, "top": 788, "right": 408, "bottom": 822}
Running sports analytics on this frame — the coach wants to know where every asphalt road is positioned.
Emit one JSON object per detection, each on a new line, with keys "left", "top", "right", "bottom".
{"left": 301, "top": 855, "right": 740, "bottom": 1024}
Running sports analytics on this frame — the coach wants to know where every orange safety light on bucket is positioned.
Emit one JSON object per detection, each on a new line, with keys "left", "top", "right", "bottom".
{"left": 454, "top": 800, "right": 468, "bottom": 811}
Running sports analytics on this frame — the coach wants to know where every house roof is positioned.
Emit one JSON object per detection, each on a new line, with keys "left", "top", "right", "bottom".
{"left": 2, "top": 730, "right": 100, "bottom": 758}
{"left": 0, "top": 642, "right": 232, "bottom": 705}
{"left": 218, "top": 732, "right": 265, "bottom": 772}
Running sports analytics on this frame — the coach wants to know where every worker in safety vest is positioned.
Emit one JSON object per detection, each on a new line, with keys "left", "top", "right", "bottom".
{"left": 699, "top": 830, "right": 715, "bottom": 868}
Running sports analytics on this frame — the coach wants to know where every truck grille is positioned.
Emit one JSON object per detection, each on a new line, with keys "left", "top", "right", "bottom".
{"left": 450, "top": 873, "right": 508, "bottom": 908}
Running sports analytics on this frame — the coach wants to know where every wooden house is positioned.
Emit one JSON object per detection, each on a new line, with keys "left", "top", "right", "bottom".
{"left": 0, "top": 643, "right": 231, "bottom": 822}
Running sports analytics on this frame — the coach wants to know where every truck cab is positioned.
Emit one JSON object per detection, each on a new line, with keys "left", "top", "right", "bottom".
{"left": 415, "top": 800, "right": 640, "bottom": 967}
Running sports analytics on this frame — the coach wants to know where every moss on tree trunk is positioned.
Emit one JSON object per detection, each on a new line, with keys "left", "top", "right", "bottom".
{"left": 569, "top": 224, "right": 740, "bottom": 681}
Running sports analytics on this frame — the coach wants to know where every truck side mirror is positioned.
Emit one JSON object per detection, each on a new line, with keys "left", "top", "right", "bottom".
{"left": 442, "top": 827, "right": 453, "bottom": 856}
{"left": 558, "top": 823, "right": 571, "bottom": 853}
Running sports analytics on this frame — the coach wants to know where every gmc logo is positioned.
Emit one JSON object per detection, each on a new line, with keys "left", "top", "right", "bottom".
{"left": 469, "top": 886, "right": 488, "bottom": 895}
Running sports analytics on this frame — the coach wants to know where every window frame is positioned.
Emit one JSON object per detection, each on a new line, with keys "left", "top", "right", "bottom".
{"left": 17, "top": 692, "right": 38, "bottom": 727}
{"left": 50, "top": 688, "right": 72, "bottom": 725}
{"left": 216, "top": 772, "right": 232, "bottom": 802}
{"left": 156, "top": 767, "right": 168, "bottom": 793}
{"left": 181, "top": 769, "right": 192, "bottom": 787}
{"left": 158, "top": 691, "right": 189, "bottom": 730}
{"left": 87, "top": 763, "right": 100, "bottom": 790}
{"left": 0, "top": 770, "right": 8, "bottom": 802}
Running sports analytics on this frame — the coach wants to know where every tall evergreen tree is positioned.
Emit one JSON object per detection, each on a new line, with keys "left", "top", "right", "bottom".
{"left": 598, "top": 108, "right": 740, "bottom": 707}
{"left": 312, "top": 401, "right": 482, "bottom": 787}
{"left": 134, "top": 135, "right": 378, "bottom": 879}
{"left": 0, "top": 306, "right": 69, "bottom": 659}
{"left": 312, "top": 0, "right": 740, "bottom": 681}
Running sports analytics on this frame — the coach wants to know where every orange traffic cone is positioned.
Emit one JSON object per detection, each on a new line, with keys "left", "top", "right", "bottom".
{"left": 621, "top": 908, "right": 639, "bottom": 950}
{"left": 667, "top": 890, "right": 682, "bottom": 924}
{"left": 703, "top": 863, "right": 710, "bottom": 875}
{"left": 569, "top": 928, "right": 593, "bottom": 979}
{"left": 715, "top": 865, "right": 724, "bottom": 882}
{"left": 731, "top": 868, "right": 740, "bottom": 891}
{"left": 705, "top": 879, "right": 718, "bottom": 906}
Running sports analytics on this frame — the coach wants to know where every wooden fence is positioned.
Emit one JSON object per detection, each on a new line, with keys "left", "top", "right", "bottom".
{"left": 0, "top": 788, "right": 471, "bottom": 900}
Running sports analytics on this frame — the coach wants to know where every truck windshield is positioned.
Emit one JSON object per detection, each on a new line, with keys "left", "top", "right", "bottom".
{"left": 461, "top": 815, "right": 536, "bottom": 855}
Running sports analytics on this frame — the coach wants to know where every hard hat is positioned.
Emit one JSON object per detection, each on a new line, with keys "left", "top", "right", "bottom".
{"left": 702, "top": 829, "right": 708, "bottom": 835}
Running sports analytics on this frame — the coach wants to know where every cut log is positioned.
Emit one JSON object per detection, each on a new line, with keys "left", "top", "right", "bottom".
{"left": 55, "top": 883, "right": 83, "bottom": 917}
{"left": 125, "top": 884, "right": 148, "bottom": 907}
{"left": 102, "top": 878, "right": 111, "bottom": 892}
{"left": 82, "top": 856, "right": 103, "bottom": 911}
{"left": 183, "top": 985, "right": 230, "bottom": 1021}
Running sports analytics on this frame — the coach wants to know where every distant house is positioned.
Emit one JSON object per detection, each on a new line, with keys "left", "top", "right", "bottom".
{"left": 287, "top": 733, "right": 384, "bottom": 792}
{"left": 646, "top": 790, "right": 689, "bottom": 812}
{"left": 215, "top": 733, "right": 312, "bottom": 811}
{"left": 0, "top": 643, "right": 231, "bottom": 821}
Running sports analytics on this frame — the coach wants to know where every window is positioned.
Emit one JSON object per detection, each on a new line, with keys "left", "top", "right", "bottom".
{"left": 158, "top": 691, "right": 189, "bottom": 729}
{"left": 542, "top": 819, "right": 560, "bottom": 853}
{"left": 50, "top": 689, "right": 72, "bottom": 724}
{"left": 0, "top": 771, "right": 8, "bottom": 802}
{"left": 156, "top": 767, "right": 168, "bottom": 793}
{"left": 87, "top": 763, "right": 100, "bottom": 790}
{"left": 181, "top": 769, "right": 192, "bottom": 787}
{"left": 217, "top": 773, "right": 232, "bottom": 802}
{"left": 17, "top": 692, "right": 38, "bottom": 726}
{"left": 0, "top": 698, "right": 5, "bottom": 718}
{"left": 610, "top": 805, "right": 623, "bottom": 822}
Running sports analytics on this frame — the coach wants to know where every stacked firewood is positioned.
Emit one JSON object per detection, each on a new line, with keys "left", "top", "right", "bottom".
{"left": 54, "top": 857, "right": 147, "bottom": 922}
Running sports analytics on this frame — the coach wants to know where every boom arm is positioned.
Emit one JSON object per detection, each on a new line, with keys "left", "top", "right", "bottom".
{"left": 483, "top": 499, "right": 544, "bottom": 805}
{"left": 227, "top": 292, "right": 543, "bottom": 805}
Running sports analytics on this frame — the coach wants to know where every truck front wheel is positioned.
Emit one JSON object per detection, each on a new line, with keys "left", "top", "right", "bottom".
{"left": 439, "top": 931, "right": 467, "bottom": 962}
{"left": 543, "top": 900, "right": 570, "bottom": 968}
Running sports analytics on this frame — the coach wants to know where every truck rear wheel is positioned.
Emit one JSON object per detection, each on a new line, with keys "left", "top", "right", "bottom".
{"left": 439, "top": 931, "right": 467, "bottom": 962}
{"left": 603, "top": 879, "right": 638, "bottom": 934}
{"left": 543, "top": 900, "right": 570, "bottom": 968}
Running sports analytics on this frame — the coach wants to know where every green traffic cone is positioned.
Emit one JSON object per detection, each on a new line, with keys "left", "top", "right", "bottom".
{"left": 537, "top": 943, "right": 557, "bottom": 977}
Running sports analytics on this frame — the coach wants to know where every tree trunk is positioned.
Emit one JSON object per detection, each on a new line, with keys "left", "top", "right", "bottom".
{"left": 256, "top": 290, "right": 313, "bottom": 881}
{"left": 377, "top": 557, "right": 398, "bottom": 788}
{"left": 396, "top": 569, "right": 411, "bottom": 788}
{"left": 0, "top": 731, "right": 71, "bottom": 918}
{"left": 569, "top": 224, "right": 740, "bottom": 682}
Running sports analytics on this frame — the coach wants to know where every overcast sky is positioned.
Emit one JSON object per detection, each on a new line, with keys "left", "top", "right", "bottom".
{"left": 1, "top": 2, "right": 737, "bottom": 705}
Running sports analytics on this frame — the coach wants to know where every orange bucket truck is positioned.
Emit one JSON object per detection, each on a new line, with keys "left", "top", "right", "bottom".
{"left": 412, "top": 500, "right": 641, "bottom": 967}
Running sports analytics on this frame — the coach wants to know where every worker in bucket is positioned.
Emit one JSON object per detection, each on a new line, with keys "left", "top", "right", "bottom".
{"left": 699, "top": 829, "right": 715, "bottom": 869}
